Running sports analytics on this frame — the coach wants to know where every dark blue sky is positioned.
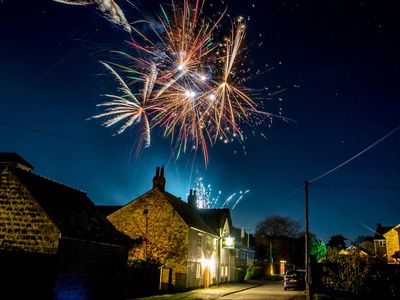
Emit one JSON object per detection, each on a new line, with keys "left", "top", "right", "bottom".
{"left": 1, "top": 0, "right": 399, "bottom": 243}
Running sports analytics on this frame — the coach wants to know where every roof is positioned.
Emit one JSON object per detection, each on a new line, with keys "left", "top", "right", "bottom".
{"left": 162, "top": 190, "right": 218, "bottom": 236}
{"left": 7, "top": 166, "right": 131, "bottom": 246}
{"left": 97, "top": 205, "right": 123, "bottom": 217}
{"left": 0, "top": 152, "right": 33, "bottom": 170}
{"left": 374, "top": 224, "right": 395, "bottom": 238}
{"left": 230, "top": 227, "right": 255, "bottom": 248}
{"left": 346, "top": 243, "right": 374, "bottom": 256}
{"left": 197, "top": 208, "right": 232, "bottom": 233}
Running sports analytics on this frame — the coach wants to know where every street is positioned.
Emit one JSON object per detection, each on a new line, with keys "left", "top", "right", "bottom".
{"left": 219, "top": 281, "right": 305, "bottom": 300}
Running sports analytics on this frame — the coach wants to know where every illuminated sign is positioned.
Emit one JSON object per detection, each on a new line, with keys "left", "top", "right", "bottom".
{"left": 222, "top": 236, "right": 235, "bottom": 249}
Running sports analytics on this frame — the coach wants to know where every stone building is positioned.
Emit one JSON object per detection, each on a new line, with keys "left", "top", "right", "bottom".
{"left": 105, "top": 167, "right": 238, "bottom": 290}
{"left": 196, "top": 207, "right": 237, "bottom": 283}
{"left": 373, "top": 223, "right": 393, "bottom": 259}
{"left": 0, "top": 153, "right": 131, "bottom": 299}
{"left": 383, "top": 224, "right": 400, "bottom": 264}
{"left": 230, "top": 227, "right": 255, "bottom": 270}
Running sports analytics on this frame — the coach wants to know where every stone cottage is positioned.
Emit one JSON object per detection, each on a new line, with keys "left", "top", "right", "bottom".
{"left": 383, "top": 224, "right": 400, "bottom": 264}
{"left": 0, "top": 153, "right": 131, "bottom": 299}
{"left": 373, "top": 223, "right": 394, "bottom": 259}
{"left": 105, "top": 167, "right": 237, "bottom": 290}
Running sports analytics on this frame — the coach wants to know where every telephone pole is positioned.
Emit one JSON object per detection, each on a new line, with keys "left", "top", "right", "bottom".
{"left": 305, "top": 180, "right": 311, "bottom": 300}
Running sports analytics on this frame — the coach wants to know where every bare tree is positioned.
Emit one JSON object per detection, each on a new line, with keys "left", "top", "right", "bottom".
{"left": 255, "top": 215, "right": 301, "bottom": 262}
{"left": 256, "top": 215, "right": 301, "bottom": 238}
{"left": 327, "top": 234, "right": 347, "bottom": 250}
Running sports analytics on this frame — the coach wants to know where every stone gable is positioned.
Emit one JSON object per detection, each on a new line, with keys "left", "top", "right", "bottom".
{"left": 108, "top": 188, "right": 189, "bottom": 266}
{"left": 384, "top": 225, "right": 400, "bottom": 263}
{"left": 0, "top": 167, "right": 60, "bottom": 253}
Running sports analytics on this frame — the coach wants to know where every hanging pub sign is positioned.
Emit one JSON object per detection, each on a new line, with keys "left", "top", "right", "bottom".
{"left": 222, "top": 236, "right": 235, "bottom": 249}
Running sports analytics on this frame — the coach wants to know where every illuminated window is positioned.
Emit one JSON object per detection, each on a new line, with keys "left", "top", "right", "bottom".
{"left": 379, "top": 240, "right": 386, "bottom": 247}
{"left": 196, "top": 262, "right": 201, "bottom": 278}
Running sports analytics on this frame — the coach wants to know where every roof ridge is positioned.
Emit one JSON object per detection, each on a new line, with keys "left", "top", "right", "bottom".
{"left": 12, "top": 166, "right": 86, "bottom": 194}
{"left": 161, "top": 190, "right": 218, "bottom": 236}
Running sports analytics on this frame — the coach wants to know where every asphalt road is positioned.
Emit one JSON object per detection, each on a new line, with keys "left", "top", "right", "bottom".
{"left": 219, "top": 281, "right": 305, "bottom": 300}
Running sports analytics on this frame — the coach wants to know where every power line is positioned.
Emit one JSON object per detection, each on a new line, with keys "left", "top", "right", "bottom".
{"left": 312, "top": 185, "right": 379, "bottom": 237}
{"left": 0, "top": 120, "right": 124, "bottom": 151}
{"left": 312, "top": 182, "right": 400, "bottom": 190}
{"left": 310, "top": 125, "right": 400, "bottom": 183}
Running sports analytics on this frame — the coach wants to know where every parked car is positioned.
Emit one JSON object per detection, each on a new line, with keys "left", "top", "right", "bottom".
{"left": 283, "top": 269, "right": 306, "bottom": 291}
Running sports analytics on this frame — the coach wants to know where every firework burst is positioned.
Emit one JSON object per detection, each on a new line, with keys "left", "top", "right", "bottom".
{"left": 83, "top": 0, "right": 276, "bottom": 164}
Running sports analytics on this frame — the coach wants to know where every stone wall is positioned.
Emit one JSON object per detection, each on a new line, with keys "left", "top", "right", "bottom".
{"left": 0, "top": 168, "right": 60, "bottom": 253}
{"left": 107, "top": 189, "right": 190, "bottom": 289}
{"left": 55, "top": 237, "right": 128, "bottom": 300}
{"left": 384, "top": 227, "right": 400, "bottom": 263}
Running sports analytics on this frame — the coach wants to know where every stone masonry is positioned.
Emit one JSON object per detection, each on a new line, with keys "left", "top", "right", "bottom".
{"left": 384, "top": 225, "right": 400, "bottom": 263}
{"left": 0, "top": 167, "right": 60, "bottom": 253}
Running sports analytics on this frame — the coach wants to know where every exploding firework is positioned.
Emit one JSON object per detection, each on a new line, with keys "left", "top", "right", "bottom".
{"left": 56, "top": 0, "right": 278, "bottom": 164}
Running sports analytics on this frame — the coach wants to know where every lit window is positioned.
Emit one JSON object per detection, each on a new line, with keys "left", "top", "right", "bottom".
{"left": 379, "top": 240, "right": 386, "bottom": 247}
{"left": 196, "top": 262, "right": 201, "bottom": 279}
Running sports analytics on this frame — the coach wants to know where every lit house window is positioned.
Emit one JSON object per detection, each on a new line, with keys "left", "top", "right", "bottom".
{"left": 379, "top": 240, "right": 386, "bottom": 247}
{"left": 196, "top": 262, "right": 201, "bottom": 278}
{"left": 221, "top": 264, "right": 228, "bottom": 278}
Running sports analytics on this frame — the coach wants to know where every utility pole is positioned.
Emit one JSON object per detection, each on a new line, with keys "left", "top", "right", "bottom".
{"left": 305, "top": 180, "right": 311, "bottom": 300}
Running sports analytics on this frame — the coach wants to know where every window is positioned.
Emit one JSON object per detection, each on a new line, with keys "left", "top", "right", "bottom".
{"left": 379, "top": 240, "right": 386, "bottom": 247}
{"left": 221, "top": 264, "right": 228, "bottom": 278}
{"left": 196, "top": 262, "right": 201, "bottom": 279}
{"left": 196, "top": 233, "right": 203, "bottom": 257}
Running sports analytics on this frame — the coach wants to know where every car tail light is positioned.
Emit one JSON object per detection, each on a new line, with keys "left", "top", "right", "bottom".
{"left": 284, "top": 276, "right": 289, "bottom": 280}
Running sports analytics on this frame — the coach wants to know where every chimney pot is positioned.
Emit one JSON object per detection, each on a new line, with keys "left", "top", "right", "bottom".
{"left": 153, "top": 166, "right": 166, "bottom": 191}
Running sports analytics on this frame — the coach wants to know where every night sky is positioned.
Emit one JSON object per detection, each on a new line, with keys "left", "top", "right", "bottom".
{"left": 1, "top": 0, "right": 399, "bottom": 243}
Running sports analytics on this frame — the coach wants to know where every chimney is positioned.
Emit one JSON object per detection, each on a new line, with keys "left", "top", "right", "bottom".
{"left": 152, "top": 165, "right": 166, "bottom": 191}
{"left": 187, "top": 189, "right": 197, "bottom": 208}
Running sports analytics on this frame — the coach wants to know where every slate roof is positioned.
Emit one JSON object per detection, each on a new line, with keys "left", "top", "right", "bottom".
{"left": 97, "top": 205, "right": 123, "bottom": 217}
{"left": 0, "top": 152, "right": 33, "bottom": 170}
{"left": 161, "top": 190, "right": 218, "bottom": 236}
{"left": 8, "top": 166, "right": 132, "bottom": 246}
{"left": 197, "top": 208, "right": 232, "bottom": 233}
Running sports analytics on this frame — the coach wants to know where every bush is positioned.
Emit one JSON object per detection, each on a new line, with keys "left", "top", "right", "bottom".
{"left": 234, "top": 267, "right": 246, "bottom": 282}
{"left": 325, "top": 255, "right": 370, "bottom": 296}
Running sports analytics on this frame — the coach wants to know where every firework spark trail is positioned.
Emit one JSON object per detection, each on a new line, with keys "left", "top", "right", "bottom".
{"left": 194, "top": 177, "right": 248, "bottom": 209}
{"left": 221, "top": 193, "right": 236, "bottom": 208}
{"left": 89, "top": 62, "right": 162, "bottom": 151}
{"left": 53, "top": 0, "right": 132, "bottom": 33}
{"left": 231, "top": 189, "right": 250, "bottom": 210}
{"left": 194, "top": 177, "right": 212, "bottom": 208}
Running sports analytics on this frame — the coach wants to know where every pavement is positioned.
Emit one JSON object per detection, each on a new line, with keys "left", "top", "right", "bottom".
{"left": 132, "top": 279, "right": 281, "bottom": 300}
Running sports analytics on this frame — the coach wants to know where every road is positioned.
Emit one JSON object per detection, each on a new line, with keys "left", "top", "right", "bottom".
{"left": 219, "top": 281, "right": 305, "bottom": 300}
